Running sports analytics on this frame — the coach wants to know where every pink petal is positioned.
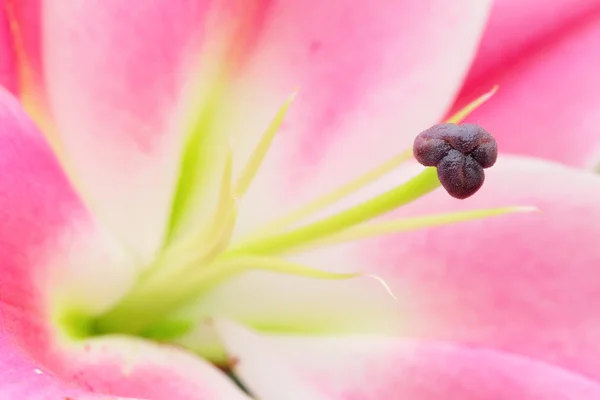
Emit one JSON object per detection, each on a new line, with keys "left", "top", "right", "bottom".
{"left": 352, "top": 156, "right": 600, "bottom": 382}
{"left": 451, "top": 1, "right": 600, "bottom": 167}
{"left": 217, "top": 320, "right": 600, "bottom": 400}
{"left": 0, "top": 336, "right": 129, "bottom": 400}
{"left": 466, "top": 0, "right": 598, "bottom": 86}
{"left": 0, "top": 88, "right": 248, "bottom": 399}
{"left": 0, "top": 332, "right": 250, "bottom": 399}
{"left": 466, "top": 0, "right": 599, "bottom": 84}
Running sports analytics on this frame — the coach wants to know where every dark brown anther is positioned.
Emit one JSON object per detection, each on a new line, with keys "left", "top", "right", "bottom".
{"left": 413, "top": 123, "right": 498, "bottom": 199}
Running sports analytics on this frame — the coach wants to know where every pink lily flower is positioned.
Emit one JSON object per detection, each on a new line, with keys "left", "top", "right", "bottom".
{"left": 1, "top": 1, "right": 599, "bottom": 399}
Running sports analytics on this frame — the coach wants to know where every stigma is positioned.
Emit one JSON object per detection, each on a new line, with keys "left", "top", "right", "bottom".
{"left": 413, "top": 123, "right": 498, "bottom": 199}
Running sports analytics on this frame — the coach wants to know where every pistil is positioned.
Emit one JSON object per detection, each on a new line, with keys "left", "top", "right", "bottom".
{"left": 86, "top": 85, "right": 535, "bottom": 340}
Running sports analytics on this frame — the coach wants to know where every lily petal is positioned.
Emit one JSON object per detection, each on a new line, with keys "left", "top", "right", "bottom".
{"left": 217, "top": 320, "right": 600, "bottom": 400}
{"left": 466, "top": 0, "right": 600, "bottom": 84}
{"left": 465, "top": 0, "right": 598, "bottom": 83}
{"left": 452, "top": 1, "right": 600, "bottom": 167}
{"left": 0, "top": 88, "right": 248, "bottom": 399}
{"left": 354, "top": 156, "right": 600, "bottom": 381}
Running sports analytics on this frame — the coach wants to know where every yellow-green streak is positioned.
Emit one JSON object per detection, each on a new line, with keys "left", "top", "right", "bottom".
{"left": 234, "top": 91, "right": 297, "bottom": 197}
{"left": 227, "top": 167, "right": 441, "bottom": 255}
{"left": 447, "top": 85, "right": 498, "bottom": 124}
{"left": 247, "top": 148, "right": 414, "bottom": 237}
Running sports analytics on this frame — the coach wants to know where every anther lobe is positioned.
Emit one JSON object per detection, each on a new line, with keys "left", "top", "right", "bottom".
{"left": 436, "top": 149, "right": 485, "bottom": 199}
{"left": 413, "top": 136, "right": 452, "bottom": 166}
{"left": 470, "top": 140, "right": 497, "bottom": 168}
{"left": 413, "top": 123, "right": 498, "bottom": 199}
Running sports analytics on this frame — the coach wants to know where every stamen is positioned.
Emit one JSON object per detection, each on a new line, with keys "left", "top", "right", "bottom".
{"left": 234, "top": 91, "right": 297, "bottom": 198}
{"left": 249, "top": 86, "right": 499, "bottom": 237}
{"left": 226, "top": 167, "right": 441, "bottom": 256}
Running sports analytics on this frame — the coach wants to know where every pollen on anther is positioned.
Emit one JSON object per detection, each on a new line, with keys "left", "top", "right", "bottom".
{"left": 413, "top": 123, "right": 498, "bottom": 199}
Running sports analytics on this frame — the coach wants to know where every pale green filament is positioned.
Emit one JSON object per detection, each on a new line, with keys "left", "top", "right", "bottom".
{"left": 248, "top": 148, "right": 413, "bottom": 238}
{"left": 234, "top": 91, "right": 297, "bottom": 198}
{"left": 140, "top": 146, "right": 235, "bottom": 286}
{"left": 226, "top": 167, "right": 441, "bottom": 256}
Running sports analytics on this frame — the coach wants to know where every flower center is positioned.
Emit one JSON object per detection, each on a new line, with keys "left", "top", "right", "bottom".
{"left": 68, "top": 86, "right": 531, "bottom": 350}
